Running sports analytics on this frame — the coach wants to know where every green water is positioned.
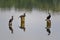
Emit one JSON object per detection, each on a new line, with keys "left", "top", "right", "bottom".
{"left": 0, "top": 0, "right": 60, "bottom": 11}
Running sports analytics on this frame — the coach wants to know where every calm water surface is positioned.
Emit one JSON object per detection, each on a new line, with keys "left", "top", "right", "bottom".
{"left": 0, "top": 9, "right": 60, "bottom": 40}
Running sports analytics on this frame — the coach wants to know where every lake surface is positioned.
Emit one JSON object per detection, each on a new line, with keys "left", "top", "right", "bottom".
{"left": 0, "top": 9, "right": 60, "bottom": 40}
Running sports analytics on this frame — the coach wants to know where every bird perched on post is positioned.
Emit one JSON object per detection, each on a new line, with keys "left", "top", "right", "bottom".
{"left": 45, "top": 13, "right": 51, "bottom": 35}
{"left": 19, "top": 13, "right": 26, "bottom": 17}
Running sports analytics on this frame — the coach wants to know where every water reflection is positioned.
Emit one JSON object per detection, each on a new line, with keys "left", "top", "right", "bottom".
{"left": 19, "top": 13, "right": 26, "bottom": 32}
{"left": 45, "top": 13, "right": 51, "bottom": 35}
{"left": 8, "top": 16, "right": 13, "bottom": 34}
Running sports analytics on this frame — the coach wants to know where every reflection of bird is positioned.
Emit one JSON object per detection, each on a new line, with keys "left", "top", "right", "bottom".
{"left": 47, "top": 29, "right": 51, "bottom": 35}
{"left": 9, "top": 26, "right": 13, "bottom": 33}
{"left": 47, "top": 13, "right": 51, "bottom": 19}
{"left": 9, "top": 16, "right": 13, "bottom": 34}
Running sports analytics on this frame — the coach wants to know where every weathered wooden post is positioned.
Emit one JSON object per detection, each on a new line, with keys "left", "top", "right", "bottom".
{"left": 21, "top": 16, "right": 25, "bottom": 28}
{"left": 45, "top": 19, "right": 51, "bottom": 29}
{"left": 19, "top": 13, "right": 26, "bottom": 31}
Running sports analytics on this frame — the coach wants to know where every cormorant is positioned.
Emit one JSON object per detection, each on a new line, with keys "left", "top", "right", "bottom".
{"left": 47, "top": 13, "right": 51, "bottom": 19}
{"left": 19, "top": 13, "right": 26, "bottom": 17}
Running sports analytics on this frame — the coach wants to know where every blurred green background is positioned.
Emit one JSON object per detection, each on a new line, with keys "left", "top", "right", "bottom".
{"left": 0, "top": 0, "right": 60, "bottom": 11}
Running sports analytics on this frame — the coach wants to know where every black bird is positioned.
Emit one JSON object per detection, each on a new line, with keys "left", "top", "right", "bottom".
{"left": 47, "top": 13, "right": 51, "bottom": 19}
{"left": 9, "top": 16, "right": 13, "bottom": 34}
{"left": 20, "top": 13, "right": 26, "bottom": 17}
{"left": 9, "top": 16, "right": 13, "bottom": 22}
